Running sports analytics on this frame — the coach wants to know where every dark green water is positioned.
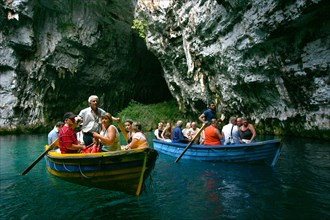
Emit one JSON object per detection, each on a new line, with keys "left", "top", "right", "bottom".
{"left": 0, "top": 134, "right": 329, "bottom": 219}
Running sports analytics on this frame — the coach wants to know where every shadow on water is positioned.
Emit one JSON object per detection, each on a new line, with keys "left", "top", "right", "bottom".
{"left": 0, "top": 134, "right": 329, "bottom": 219}
{"left": 145, "top": 154, "right": 284, "bottom": 219}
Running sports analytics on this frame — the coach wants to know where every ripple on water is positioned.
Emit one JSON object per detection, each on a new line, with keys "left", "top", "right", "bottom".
{"left": 1, "top": 135, "right": 330, "bottom": 219}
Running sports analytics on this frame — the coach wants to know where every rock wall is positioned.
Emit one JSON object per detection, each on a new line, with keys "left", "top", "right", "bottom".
{"left": 0, "top": 0, "right": 172, "bottom": 130}
{"left": 1, "top": 0, "right": 329, "bottom": 138}
{"left": 135, "top": 0, "right": 330, "bottom": 137}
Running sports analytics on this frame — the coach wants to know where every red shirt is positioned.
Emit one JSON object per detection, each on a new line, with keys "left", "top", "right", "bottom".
{"left": 59, "top": 125, "right": 78, "bottom": 153}
{"left": 204, "top": 125, "right": 221, "bottom": 145}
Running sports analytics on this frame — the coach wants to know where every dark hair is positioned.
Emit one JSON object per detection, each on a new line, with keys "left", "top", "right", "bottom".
{"left": 63, "top": 112, "right": 76, "bottom": 120}
{"left": 241, "top": 117, "right": 247, "bottom": 121}
{"left": 125, "top": 119, "right": 133, "bottom": 124}
{"left": 229, "top": 116, "right": 237, "bottom": 124}
{"left": 55, "top": 121, "right": 64, "bottom": 127}
{"left": 211, "top": 118, "right": 218, "bottom": 124}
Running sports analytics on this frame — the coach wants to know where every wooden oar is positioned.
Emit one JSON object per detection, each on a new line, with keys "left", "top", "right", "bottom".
{"left": 116, "top": 120, "right": 128, "bottom": 144}
{"left": 136, "top": 152, "right": 148, "bottom": 196}
{"left": 216, "top": 103, "right": 225, "bottom": 123}
{"left": 175, "top": 123, "right": 207, "bottom": 163}
{"left": 20, "top": 138, "right": 59, "bottom": 175}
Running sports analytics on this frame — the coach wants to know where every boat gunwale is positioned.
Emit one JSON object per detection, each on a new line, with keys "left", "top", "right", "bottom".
{"left": 45, "top": 147, "right": 155, "bottom": 159}
{"left": 153, "top": 139, "right": 282, "bottom": 166}
{"left": 153, "top": 139, "right": 281, "bottom": 150}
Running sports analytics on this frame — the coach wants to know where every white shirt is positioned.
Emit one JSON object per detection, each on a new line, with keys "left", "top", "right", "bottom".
{"left": 132, "top": 132, "right": 148, "bottom": 148}
{"left": 154, "top": 129, "right": 161, "bottom": 139}
{"left": 78, "top": 107, "right": 105, "bottom": 133}
{"left": 222, "top": 123, "right": 240, "bottom": 144}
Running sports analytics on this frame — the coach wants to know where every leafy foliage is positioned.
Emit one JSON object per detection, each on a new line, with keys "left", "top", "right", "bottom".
{"left": 131, "top": 19, "right": 147, "bottom": 38}
{"left": 117, "top": 100, "right": 188, "bottom": 131}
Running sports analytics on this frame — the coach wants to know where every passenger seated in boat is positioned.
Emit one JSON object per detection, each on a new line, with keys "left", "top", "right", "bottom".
{"left": 199, "top": 130, "right": 205, "bottom": 144}
{"left": 124, "top": 119, "right": 134, "bottom": 143}
{"left": 92, "top": 113, "right": 121, "bottom": 151}
{"left": 236, "top": 117, "right": 242, "bottom": 128}
{"left": 47, "top": 121, "right": 64, "bottom": 145}
{"left": 222, "top": 117, "right": 240, "bottom": 145}
{"left": 172, "top": 120, "right": 189, "bottom": 143}
{"left": 122, "top": 122, "right": 148, "bottom": 150}
{"left": 154, "top": 122, "right": 164, "bottom": 140}
{"left": 182, "top": 122, "right": 191, "bottom": 139}
{"left": 239, "top": 117, "right": 256, "bottom": 143}
{"left": 76, "top": 123, "right": 84, "bottom": 145}
{"left": 204, "top": 119, "right": 223, "bottom": 145}
{"left": 81, "top": 137, "right": 101, "bottom": 153}
{"left": 58, "top": 112, "right": 85, "bottom": 153}
{"left": 161, "top": 122, "right": 172, "bottom": 142}
{"left": 187, "top": 121, "right": 201, "bottom": 144}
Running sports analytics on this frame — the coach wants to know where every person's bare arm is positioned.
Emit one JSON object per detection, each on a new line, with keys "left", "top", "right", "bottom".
{"left": 66, "top": 144, "right": 84, "bottom": 151}
{"left": 198, "top": 114, "right": 205, "bottom": 123}
{"left": 161, "top": 127, "right": 168, "bottom": 139}
{"left": 124, "top": 138, "right": 138, "bottom": 150}
{"left": 216, "top": 129, "right": 224, "bottom": 140}
{"left": 116, "top": 120, "right": 128, "bottom": 143}
{"left": 249, "top": 124, "right": 257, "bottom": 142}
{"left": 154, "top": 130, "right": 161, "bottom": 140}
{"left": 93, "top": 126, "right": 116, "bottom": 146}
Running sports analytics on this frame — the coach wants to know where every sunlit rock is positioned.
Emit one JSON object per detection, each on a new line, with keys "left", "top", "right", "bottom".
{"left": 135, "top": 0, "right": 330, "bottom": 137}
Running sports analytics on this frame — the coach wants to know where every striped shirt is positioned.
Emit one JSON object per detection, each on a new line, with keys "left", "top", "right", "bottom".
{"left": 59, "top": 125, "right": 78, "bottom": 153}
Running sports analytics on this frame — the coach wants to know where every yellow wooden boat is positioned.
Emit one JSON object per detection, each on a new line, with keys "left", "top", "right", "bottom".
{"left": 44, "top": 146, "right": 158, "bottom": 196}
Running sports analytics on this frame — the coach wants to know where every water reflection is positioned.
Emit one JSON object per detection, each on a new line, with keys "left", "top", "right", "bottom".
{"left": 200, "top": 169, "right": 223, "bottom": 217}
{"left": 0, "top": 134, "right": 329, "bottom": 219}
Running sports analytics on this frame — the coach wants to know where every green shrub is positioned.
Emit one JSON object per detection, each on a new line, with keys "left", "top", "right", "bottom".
{"left": 117, "top": 100, "right": 189, "bottom": 131}
{"left": 131, "top": 19, "right": 147, "bottom": 38}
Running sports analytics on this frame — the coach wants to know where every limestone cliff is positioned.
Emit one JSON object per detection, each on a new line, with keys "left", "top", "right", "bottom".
{"left": 0, "top": 0, "right": 171, "bottom": 131}
{"left": 135, "top": 0, "right": 329, "bottom": 137}
{"left": 0, "top": 0, "right": 329, "bottom": 138}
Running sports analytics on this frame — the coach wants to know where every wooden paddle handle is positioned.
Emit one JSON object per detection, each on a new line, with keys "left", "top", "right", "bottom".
{"left": 20, "top": 138, "right": 58, "bottom": 175}
{"left": 175, "top": 123, "right": 207, "bottom": 163}
{"left": 116, "top": 120, "right": 128, "bottom": 144}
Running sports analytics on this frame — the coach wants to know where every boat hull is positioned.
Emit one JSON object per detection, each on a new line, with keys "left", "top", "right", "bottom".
{"left": 153, "top": 139, "right": 282, "bottom": 166}
{"left": 45, "top": 147, "right": 158, "bottom": 195}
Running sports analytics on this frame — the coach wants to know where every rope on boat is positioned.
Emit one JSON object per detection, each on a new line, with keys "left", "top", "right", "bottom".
{"left": 78, "top": 163, "right": 92, "bottom": 179}
{"left": 54, "top": 161, "right": 59, "bottom": 171}
{"left": 63, "top": 161, "right": 73, "bottom": 172}
{"left": 78, "top": 157, "right": 103, "bottom": 179}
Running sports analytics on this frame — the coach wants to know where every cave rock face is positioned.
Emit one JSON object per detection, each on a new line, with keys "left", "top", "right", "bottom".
{"left": 0, "top": 0, "right": 329, "bottom": 137}
{"left": 135, "top": 0, "right": 330, "bottom": 135}
{"left": 0, "top": 0, "right": 171, "bottom": 130}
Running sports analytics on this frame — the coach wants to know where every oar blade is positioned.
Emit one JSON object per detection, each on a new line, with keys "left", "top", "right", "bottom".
{"left": 175, "top": 123, "right": 207, "bottom": 163}
{"left": 20, "top": 138, "right": 58, "bottom": 175}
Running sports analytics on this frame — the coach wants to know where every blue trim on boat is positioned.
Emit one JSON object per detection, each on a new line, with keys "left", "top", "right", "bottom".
{"left": 153, "top": 139, "right": 282, "bottom": 166}
{"left": 45, "top": 158, "right": 143, "bottom": 172}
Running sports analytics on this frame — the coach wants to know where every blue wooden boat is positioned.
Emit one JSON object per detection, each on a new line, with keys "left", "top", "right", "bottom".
{"left": 153, "top": 139, "right": 282, "bottom": 166}
{"left": 44, "top": 146, "right": 158, "bottom": 195}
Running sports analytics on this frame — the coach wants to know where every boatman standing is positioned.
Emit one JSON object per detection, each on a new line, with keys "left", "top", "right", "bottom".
{"left": 76, "top": 95, "right": 118, "bottom": 146}
{"left": 198, "top": 102, "right": 225, "bottom": 125}
{"left": 198, "top": 102, "right": 217, "bottom": 124}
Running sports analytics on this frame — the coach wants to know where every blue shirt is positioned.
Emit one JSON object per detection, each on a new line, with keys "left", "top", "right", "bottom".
{"left": 172, "top": 126, "right": 187, "bottom": 143}
{"left": 203, "top": 109, "right": 216, "bottom": 122}
{"left": 48, "top": 128, "right": 59, "bottom": 145}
